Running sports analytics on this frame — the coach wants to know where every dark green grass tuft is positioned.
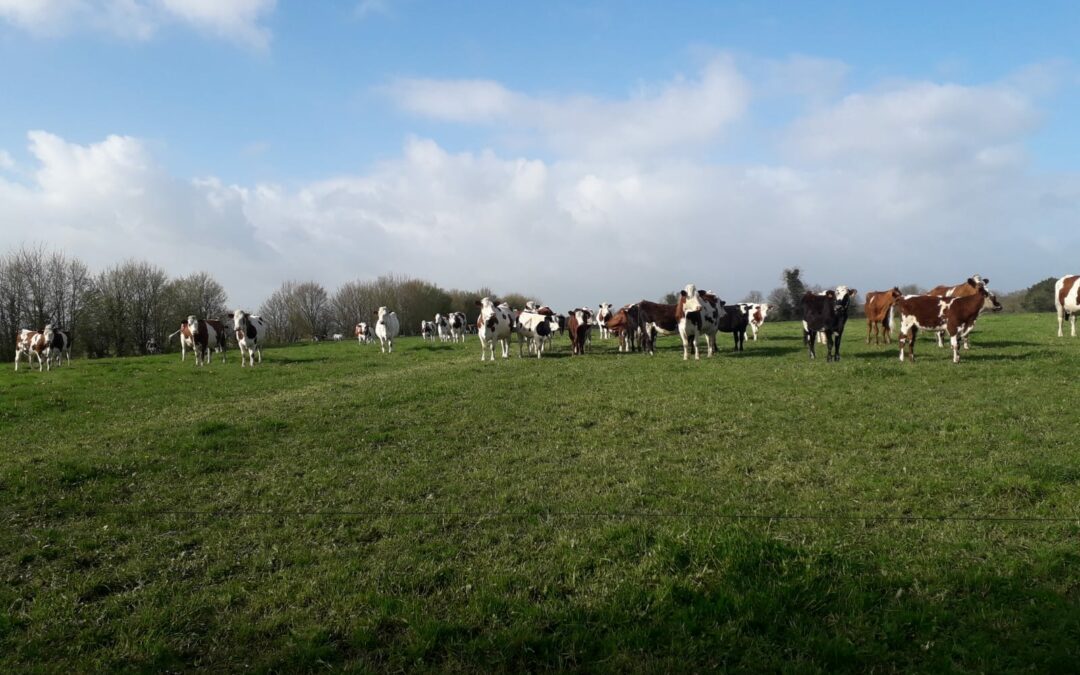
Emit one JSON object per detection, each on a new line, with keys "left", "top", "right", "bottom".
{"left": 3, "top": 314, "right": 1080, "bottom": 671}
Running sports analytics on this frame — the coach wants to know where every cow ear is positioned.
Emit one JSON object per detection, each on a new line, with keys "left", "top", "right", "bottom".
{"left": 967, "top": 277, "right": 976, "bottom": 286}
{"left": 982, "top": 278, "right": 989, "bottom": 285}
{"left": 680, "top": 290, "right": 688, "bottom": 298}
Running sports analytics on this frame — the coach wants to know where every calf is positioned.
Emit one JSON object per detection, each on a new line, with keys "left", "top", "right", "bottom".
{"left": 374, "top": 306, "right": 400, "bottom": 354}
{"left": 231, "top": 310, "right": 266, "bottom": 366}
{"left": 355, "top": 322, "right": 373, "bottom": 344}
{"left": 566, "top": 308, "right": 593, "bottom": 355}
{"left": 737, "top": 303, "right": 771, "bottom": 341}
{"left": 476, "top": 297, "right": 514, "bottom": 361}
{"left": 898, "top": 284, "right": 1002, "bottom": 363}
{"left": 515, "top": 310, "right": 561, "bottom": 358}
{"left": 1055, "top": 275, "right": 1080, "bottom": 337}
{"left": 14, "top": 329, "right": 43, "bottom": 371}
{"left": 801, "top": 286, "right": 857, "bottom": 361}
{"left": 597, "top": 303, "right": 614, "bottom": 339}
{"left": 863, "top": 288, "right": 902, "bottom": 345}
{"left": 448, "top": 312, "right": 467, "bottom": 343}
{"left": 41, "top": 324, "right": 71, "bottom": 370}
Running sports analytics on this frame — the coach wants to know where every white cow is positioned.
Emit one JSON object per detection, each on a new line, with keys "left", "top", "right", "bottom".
{"left": 596, "top": 303, "right": 614, "bottom": 339}
{"left": 434, "top": 313, "right": 450, "bottom": 342}
{"left": 41, "top": 324, "right": 71, "bottom": 370}
{"left": 231, "top": 310, "right": 266, "bottom": 367}
{"left": 515, "top": 310, "right": 561, "bottom": 358}
{"left": 476, "top": 297, "right": 513, "bottom": 361}
{"left": 1056, "top": 275, "right": 1080, "bottom": 337}
{"left": 374, "top": 306, "right": 400, "bottom": 353}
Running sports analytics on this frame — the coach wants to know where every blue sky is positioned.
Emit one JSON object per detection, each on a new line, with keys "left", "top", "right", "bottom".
{"left": 2, "top": 1, "right": 1079, "bottom": 309}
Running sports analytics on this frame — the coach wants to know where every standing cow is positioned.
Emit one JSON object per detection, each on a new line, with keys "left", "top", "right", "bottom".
{"left": 675, "top": 285, "right": 721, "bottom": 360}
{"left": 927, "top": 275, "right": 990, "bottom": 349}
{"left": 41, "top": 324, "right": 71, "bottom": 370}
{"left": 597, "top": 303, "right": 614, "bottom": 339}
{"left": 863, "top": 288, "right": 902, "bottom": 345}
{"left": 374, "top": 306, "right": 400, "bottom": 354}
{"left": 476, "top": 297, "right": 514, "bottom": 361}
{"left": 737, "top": 303, "right": 771, "bottom": 341}
{"left": 14, "top": 329, "right": 43, "bottom": 371}
{"left": 355, "top": 322, "right": 373, "bottom": 344}
{"left": 801, "top": 286, "right": 857, "bottom": 361}
{"left": 1055, "top": 275, "right": 1080, "bottom": 337}
{"left": 184, "top": 316, "right": 221, "bottom": 366}
{"left": 231, "top": 310, "right": 266, "bottom": 366}
{"left": 566, "top": 308, "right": 593, "bottom": 356}
{"left": 898, "top": 283, "right": 1002, "bottom": 363}
{"left": 420, "top": 320, "right": 436, "bottom": 341}
{"left": 448, "top": 312, "right": 467, "bottom": 343}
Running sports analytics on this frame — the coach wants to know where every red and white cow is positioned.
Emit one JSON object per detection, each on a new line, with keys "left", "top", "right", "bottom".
{"left": 14, "top": 329, "right": 43, "bottom": 371}
{"left": 374, "top": 306, "right": 400, "bottom": 354}
{"left": 231, "top": 310, "right": 266, "bottom": 366}
{"left": 1055, "top": 275, "right": 1080, "bottom": 337}
{"left": 737, "top": 303, "right": 772, "bottom": 341}
{"left": 566, "top": 308, "right": 593, "bottom": 355}
{"left": 898, "top": 283, "right": 1002, "bottom": 363}
{"left": 927, "top": 275, "right": 990, "bottom": 349}
{"left": 41, "top": 324, "right": 71, "bottom": 370}
{"left": 476, "top": 297, "right": 514, "bottom": 361}
{"left": 183, "top": 316, "right": 223, "bottom": 366}
{"left": 355, "top": 322, "right": 373, "bottom": 344}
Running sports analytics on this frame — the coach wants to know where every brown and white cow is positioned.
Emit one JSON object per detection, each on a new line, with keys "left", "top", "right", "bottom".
{"left": 183, "top": 315, "right": 221, "bottom": 366}
{"left": 634, "top": 299, "right": 681, "bottom": 356}
{"left": 606, "top": 304, "right": 647, "bottom": 353}
{"left": 737, "top": 303, "right": 771, "bottom": 341}
{"left": 355, "top": 322, "right": 373, "bottom": 344}
{"left": 566, "top": 308, "right": 593, "bottom": 355}
{"left": 898, "top": 283, "right": 1002, "bottom": 363}
{"left": 1055, "top": 275, "right": 1080, "bottom": 337}
{"left": 927, "top": 275, "right": 990, "bottom": 349}
{"left": 863, "top": 288, "right": 902, "bottom": 345}
{"left": 14, "top": 329, "right": 43, "bottom": 371}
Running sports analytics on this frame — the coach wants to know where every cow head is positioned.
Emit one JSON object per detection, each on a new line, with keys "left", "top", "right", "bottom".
{"left": 980, "top": 287, "right": 1004, "bottom": 312}
{"left": 187, "top": 315, "right": 200, "bottom": 333}
{"left": 376, "top": 306, "right": 391, "bottom": 324}
{"left": 890, "top": 287, "right": 902, "bottom": 300}
{"left": 355, "top": 322, "right": 368, "bottom": 336}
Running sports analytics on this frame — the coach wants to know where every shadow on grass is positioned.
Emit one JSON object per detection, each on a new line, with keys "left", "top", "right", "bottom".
{"left": 270, "top": 356, "right": 331, "bottom": 364}
{"left": 728, "top": 346, "right": 802, "bottom": 358}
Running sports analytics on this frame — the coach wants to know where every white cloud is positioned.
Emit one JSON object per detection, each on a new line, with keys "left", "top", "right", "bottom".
{"left": 385, "top": 55, "right": 750, "bottom": 159}
{"left": 786, "top": 81, "right": 1039, "bottom": 168}
{"left": 0, "top": 150, "right": 14, "bottom": 170}
{"left": 0, "top": 0, "right": 274, "bottom": 48}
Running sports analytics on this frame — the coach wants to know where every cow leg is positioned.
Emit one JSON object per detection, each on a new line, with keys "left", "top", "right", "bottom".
{"left": 1071, "top": 313, "right": 1077, "bottom": 338}
{"left": 951, "top": 333, "right": 961, "bottom": 363}
{"left": 501, "top": 338, "right": 510, "bottom": 359}
{"left": 804, "top": 329, "right": 816, "bottom": 359}
{"left": 936, "top": 330, "right": 944, "bottom": 348}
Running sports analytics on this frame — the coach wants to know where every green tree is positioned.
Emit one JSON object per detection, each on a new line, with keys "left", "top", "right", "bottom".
{"left": 1021, "top": 277, "right": 1058, "bottom": 313}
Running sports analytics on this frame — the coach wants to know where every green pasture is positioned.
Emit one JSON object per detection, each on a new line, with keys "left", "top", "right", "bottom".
{"left": 2, "top": 313, "right": 1079, "bottom": 671}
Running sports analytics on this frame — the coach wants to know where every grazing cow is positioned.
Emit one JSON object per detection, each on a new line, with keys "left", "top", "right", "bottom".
{"left": 898, "top": 283, "right": 1003, "bottom": 363}
{"left": 448, "top": 312, "right": 467, "bottom": 343}
{"left": 863, "top": 288, "right": 902, "bottom": 345}
{"left": 716, "top": 304, "right": 749, "bottom": 352}
{"left": 14, "top": 329, "right": 43, "bottom": 371}
{"left": 928, "top": 275, "right": 990, "bottom": 349}
{"left": 476, "top": 297, "right": 514, "bottom": 361}
{"left": 597, "top": 303, "right": 614, "bottom": 339}
{"left": 515, "top": 310, "right": 561, "bottom": 358}
{"left": 184, "top": 315, "right": 222, "bottom": 366}
{"left": 355, "top": 322, "right": 373, "bottom": 344}
{"left": 566, "top": 308, "right": 593, "bottom": 355}
{"left": 374, "top": 306, "right": 400, "bottom": 354}
{"left": 1055, "top": 275, "right": 1080, "bottom": 337}
{"left": 434, "top": 313, "right": 450, "bottom": 342}
{"left": 737, "top": 303, "right": 772, "bottom": 341}
{"left": 801, "top": 286, "right": 858, "bottom": 361}
{"left": 420, "top": 320, "right": 436, "bottom": 341}
{"left": 231, "top": 310, "right": 266, "bottom": 366}
{"left": 41, "top": 324, "right": 71, "bottom": 370}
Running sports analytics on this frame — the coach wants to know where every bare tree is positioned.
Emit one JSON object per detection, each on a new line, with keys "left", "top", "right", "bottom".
{"left": 290, "top": 281, "right": 330, "bottom": 338}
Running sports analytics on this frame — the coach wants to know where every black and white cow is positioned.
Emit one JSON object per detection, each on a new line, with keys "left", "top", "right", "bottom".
{"left": 515, "top": 309, "right": 561, "bottom": 358}
{"left": 716, "top": 304, "right": 749, "bottom": 352}
{"left": 801, "top": 286, "right": 857, "bottom": 361}
{"left": 476, "top": 297, "right": 514, "bottom": 361}
{"left": 448, "top": 312, "right": 467, "bottom": 343}
{"left": 420, "top": 320, "right": 436, "bottom": 341}
{"left": 231, "top": 310, "right": 266, "bottom": 367}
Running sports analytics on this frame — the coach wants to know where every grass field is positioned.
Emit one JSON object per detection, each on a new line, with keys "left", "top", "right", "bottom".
{"left": 3, "top": 313, "right": 1080, "bottom": 671}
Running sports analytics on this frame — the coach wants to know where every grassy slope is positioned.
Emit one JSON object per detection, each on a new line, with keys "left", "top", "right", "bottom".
{"left": 2, "top": 314, "right": 1079, "bottom": 671}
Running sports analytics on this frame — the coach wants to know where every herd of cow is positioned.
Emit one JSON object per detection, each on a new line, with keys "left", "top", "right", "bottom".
{"left": 12, "top": 274, "right": 1080, "bottom": 371}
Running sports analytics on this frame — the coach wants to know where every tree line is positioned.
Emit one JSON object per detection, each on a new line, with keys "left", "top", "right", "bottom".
{"left": 0, "top": 246, "right": 1062, "bottom": 357}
